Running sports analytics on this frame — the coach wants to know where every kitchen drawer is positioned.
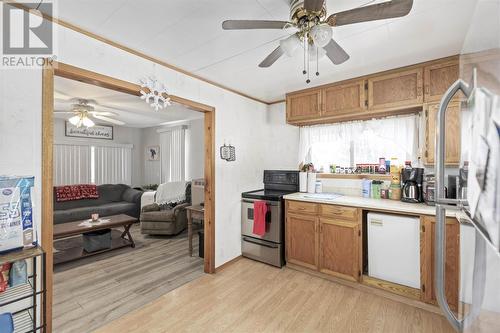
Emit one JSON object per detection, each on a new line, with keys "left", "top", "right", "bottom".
{"left": 286, "top": 201, "right": 318, "bottom": 214}
{"left": 320, "top": 204, "right": 358, "bottom": 221}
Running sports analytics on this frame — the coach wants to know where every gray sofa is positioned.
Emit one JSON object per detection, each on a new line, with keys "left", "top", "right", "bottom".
{"left": 53, "top": 184, "right": 143, "bottom": 225}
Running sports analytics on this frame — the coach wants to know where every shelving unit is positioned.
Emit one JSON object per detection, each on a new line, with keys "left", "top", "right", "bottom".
{"left": 0, "top": 246, "right": 46, "bottom": 333}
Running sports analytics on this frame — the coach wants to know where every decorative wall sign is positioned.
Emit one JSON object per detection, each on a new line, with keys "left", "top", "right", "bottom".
{"left": 65, "top": 122, "right": 113, "bottom": 140}
{"left": 139, "top": 77, "right": 172, "bottom": 111}
{"left": 146, "top": 146, "right": 160, "bottom": 161}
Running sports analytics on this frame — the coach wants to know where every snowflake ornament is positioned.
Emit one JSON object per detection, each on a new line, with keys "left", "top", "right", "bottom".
{"left": 139, "top": 77, "right": 172, "bottom": 111}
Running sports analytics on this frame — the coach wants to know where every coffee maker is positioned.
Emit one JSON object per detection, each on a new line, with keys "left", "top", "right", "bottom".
{"left": 401, "top": 167, "right": 424, "bottom": 203}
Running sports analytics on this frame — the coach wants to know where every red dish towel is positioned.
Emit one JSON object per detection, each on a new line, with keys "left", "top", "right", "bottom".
{"left": 253, "top": 201, "right": 268, "bottom": 236}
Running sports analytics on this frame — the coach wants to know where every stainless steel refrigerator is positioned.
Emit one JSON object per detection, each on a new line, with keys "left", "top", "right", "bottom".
{"left": 435, "top": 1, "right": 500, "bottom": 331}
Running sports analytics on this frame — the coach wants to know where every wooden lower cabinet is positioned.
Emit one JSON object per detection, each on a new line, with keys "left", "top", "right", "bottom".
{"left": 285, "top": 200, "right": 460, "bottom": 309}
{"left": 319, "top": 218, "right": 361, "bottom": 281}
{"left": 286, "top": 213, "right": 318, "bottom": 270}
{"left": 421, "top": 216, "right": 460, "bottom": 310}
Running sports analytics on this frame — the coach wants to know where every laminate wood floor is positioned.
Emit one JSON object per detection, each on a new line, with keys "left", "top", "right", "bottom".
{"left": 53, "top": 224, "right": 204, "bottom": 333}
{"left": 97, "top": 258, "right": 454, "bottom": 333}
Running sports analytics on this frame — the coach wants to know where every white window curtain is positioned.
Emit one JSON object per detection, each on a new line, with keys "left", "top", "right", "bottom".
{"left": 93, "top": 145, "right": 132, "bottom": 185}
{"left": 53, "top": 143, "right": 91, "bottom": 186}
{"left": 160, "top": 126, "right": 186, "bottom": 183}
{"left": 299, "top": 114, "right": 418, "bottom": 171}
{"left": 53, "top": 141, "right": 132, "bottom": 186}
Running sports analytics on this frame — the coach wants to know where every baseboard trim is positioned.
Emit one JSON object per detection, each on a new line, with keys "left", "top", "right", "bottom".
{"left": 215, "top": 255, "right": 243, "bottom": 273}
{"left": 286, "top": 263, "right": 443, "bottom": 316}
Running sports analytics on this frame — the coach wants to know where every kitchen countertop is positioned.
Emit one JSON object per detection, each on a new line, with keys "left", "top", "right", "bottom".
{"left": 283, "top": 192, "right": 461, "bottom": 218}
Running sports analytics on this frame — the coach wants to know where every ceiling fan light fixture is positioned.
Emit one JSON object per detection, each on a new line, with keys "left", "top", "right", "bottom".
{"left": 82, "top": 116, "right": 95, "bottom": 128}
{"left": 68, "top": 115, "right": 81, "bottom": 126}
{"left": 310, "top": 24, "right": 332, "bottom": 48}
{"left": 279, "top": 34, "right": 301, "bottom": 57}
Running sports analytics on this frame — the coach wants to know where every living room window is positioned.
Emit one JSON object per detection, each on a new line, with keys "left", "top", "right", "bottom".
{"left": 54, "top": 141, "right": 132, "bottom": 185}
{"left": 159, "top": 125, "right": 187, "bottom": 182}
{"left": 298, "top": 114, "right": 418, "bottom": 170}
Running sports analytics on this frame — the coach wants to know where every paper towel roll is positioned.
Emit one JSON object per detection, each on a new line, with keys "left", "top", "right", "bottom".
{"left": 307, "top": 173, "right": 317, "bottom": 194}
{"left": 299, "top": 172, "right": 307, "bottom": 192}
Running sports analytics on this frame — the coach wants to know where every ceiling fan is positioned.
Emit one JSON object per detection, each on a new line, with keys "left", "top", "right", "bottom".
{"left": 222, "top": 0, "right": 413, "bottom": 83}
{"left": 54, "top": 98, "right": 126, "bottom": 128}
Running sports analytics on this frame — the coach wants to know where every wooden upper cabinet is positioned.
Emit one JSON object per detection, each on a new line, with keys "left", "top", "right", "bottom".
{"left": 424, "top": 101, "right": 461, "bottom": 165}
{"left": 424, "top": 59, "right": 459, "bottom": 102}
{"left": 286, "top": 89, "right": 322, "bottom": 122}
{"left": 286, "top": 213, "right": 318, "bottom": 270}
{"left": 322, "top": 80, "right": 366, "bottom": 117}
{"left": 367, "top": 68, "right": 423, "bottom": 111}
{"left": 421, "top": 216, "right": 460, "bottom": 311}
{"left": 319, "top": 218, "right": 361, "bottom": 282}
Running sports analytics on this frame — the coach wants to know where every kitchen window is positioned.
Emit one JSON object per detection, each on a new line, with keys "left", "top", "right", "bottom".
{"left": 298, "top": 114, "right": 418, "bottom": 171}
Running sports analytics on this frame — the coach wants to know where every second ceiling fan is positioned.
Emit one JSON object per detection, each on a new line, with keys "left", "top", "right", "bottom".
{"left": 222, "top": 0, "right": 413, "bottom": 83}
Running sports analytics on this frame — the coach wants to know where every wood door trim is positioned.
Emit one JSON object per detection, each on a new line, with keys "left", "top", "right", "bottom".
{"left": 42, "top": 61, "right": 216, "bottom": 332}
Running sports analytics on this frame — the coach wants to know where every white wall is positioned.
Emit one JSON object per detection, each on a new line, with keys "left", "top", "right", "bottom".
{"left": 53, "top": 118, "right": 144, "bottom": 186}
{"left": 141, "top": 118, "right": 205, "bottom": 185}
{"left": 0, "top": 16, "right": 299, "bottom": 267}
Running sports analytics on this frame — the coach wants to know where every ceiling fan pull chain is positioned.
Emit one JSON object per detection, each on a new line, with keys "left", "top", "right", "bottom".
{"left": 316, "top": 46, "right": 319, "bottom": 76}
{"left": 306, "top": 47, "right": 310, "bottom": 84}
{"left": 305, "top": 39, "right": 310, "bottom": 84}
{"left": 302, "top": 37, "right": 307, "bottom": 75}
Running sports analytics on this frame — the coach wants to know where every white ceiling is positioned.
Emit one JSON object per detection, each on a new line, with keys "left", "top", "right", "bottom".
{"left": 54, "top": 76, "right": 204, "bottom": 128}
{"left": 49, "top": 0, "right": 477, "bottom": 102}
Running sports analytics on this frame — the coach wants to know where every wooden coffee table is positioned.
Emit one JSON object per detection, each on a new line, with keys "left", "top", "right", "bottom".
{"left": 53, "top": 214, "right": 137, "bottom": 264}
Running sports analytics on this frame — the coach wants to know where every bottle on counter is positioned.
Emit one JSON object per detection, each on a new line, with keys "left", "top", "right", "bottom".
{"left": 390, "top": 157, "right": 401, "bottom": 186}
{"left": 315, "top": 180, "right": 323, "bottom": 194}
{"left": 362, "top": 178, "right": 372, "bottom": 198}
{"left": 389, "top": 184, "right": 401, "bottom": 200}
{"left": 371, "top": 180, "right": 382, "bottom": 199}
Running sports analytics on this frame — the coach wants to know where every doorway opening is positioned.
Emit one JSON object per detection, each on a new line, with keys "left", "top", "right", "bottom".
{"left": 42, "top": 62, "right": 215, "bottom": 332}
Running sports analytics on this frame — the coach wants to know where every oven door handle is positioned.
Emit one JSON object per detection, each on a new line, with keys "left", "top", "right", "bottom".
{"left": 242, "top": 237, "right": 279, "bottom": 249}
{"left": 242, "top": 199, "right": 279, "bottom": 206}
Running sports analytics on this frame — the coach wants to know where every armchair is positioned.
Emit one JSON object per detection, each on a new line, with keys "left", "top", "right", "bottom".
{"left": 140, "top": 202, "right": 189, "bottom": 235}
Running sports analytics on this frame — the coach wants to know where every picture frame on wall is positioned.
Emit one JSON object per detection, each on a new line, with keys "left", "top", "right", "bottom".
{"left": 65, "top": 122, "right": 113, "bottom": 140}
{"left": 147, "top": 146, "right": 160, "bottom": 161}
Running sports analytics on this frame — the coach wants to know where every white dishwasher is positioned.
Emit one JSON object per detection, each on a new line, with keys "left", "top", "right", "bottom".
{"left": 367, "top": 212, "right": 420, "bottom": 288}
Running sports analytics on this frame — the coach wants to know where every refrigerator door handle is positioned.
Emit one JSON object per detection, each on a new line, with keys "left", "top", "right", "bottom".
{"left": 435, "top": 76, "right": 475, "bottom": 332}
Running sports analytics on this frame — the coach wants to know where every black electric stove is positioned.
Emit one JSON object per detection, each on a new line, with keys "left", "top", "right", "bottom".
{"left": 241, "top": 170, "right": 299, "bottom": 267}
{"left": 241, "top": 170, "right": 299, "bottom": 201}
{"left": 241, "top": 189, "right": 297, "bottom": 201}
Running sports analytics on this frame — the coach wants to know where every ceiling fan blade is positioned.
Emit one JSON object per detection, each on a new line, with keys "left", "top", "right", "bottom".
{"left": 304, "top": 0, "right": 325, "bottom": 12}
{"left": 222, "top": 20, "right": 289, "bottom": 30}
{"left": 53, "top": 110, "right": 76, "bottom": 113}
{"left": 92, "top": 115, "right": 126, "bottom": 126}
{"left": 323, "top": 39, "right": 350, "bottom": 65}
{"left": 327, "top": 0, "right": 413, "bottom": 27}
{"left": 89, "top": 111, "right": 118, "bottom": 117}
{"left": 54, "top": 92, "right": 71, "bottom": 100}
{"left": 259, "top": 46, "right": 285, "bottom": 68}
